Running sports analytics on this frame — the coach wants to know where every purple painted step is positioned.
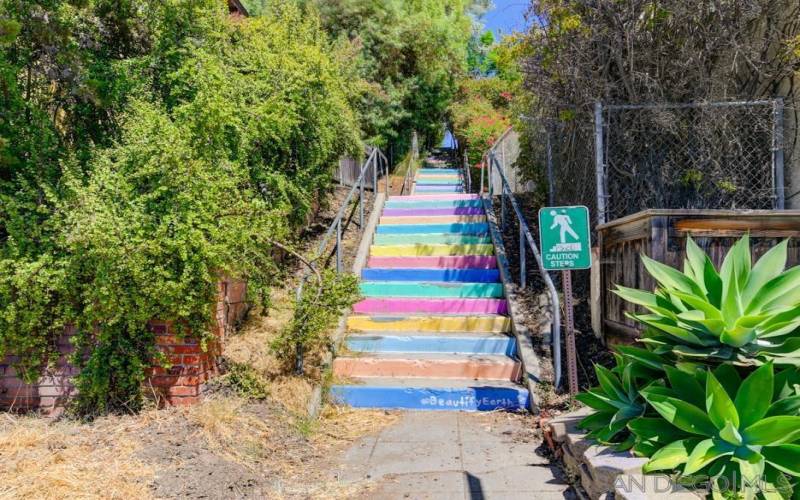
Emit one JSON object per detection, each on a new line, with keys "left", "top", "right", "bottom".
{"left": 366, "top": 256, "right": 497, "bottom": 269}
{"left": 382, "top": 207, "right": 485, "bottom": 216}
{"left": 353, "top": 298, "right": 508, "bottom": 315}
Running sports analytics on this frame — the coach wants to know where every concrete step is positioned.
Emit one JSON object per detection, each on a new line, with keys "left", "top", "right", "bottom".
{"left": 352, "top": 298, "right": 508, "bottom": 315}
{"left": 344, "top": 333, "right": 516, "bottom": 356}
{"left": 347, "top": 314, "right": 511, "bottom": 333}
{"left": 379, "top": 215, "right": 486, "bottom": 225}
{"left": 375, "top": 223, "right": 489, "bottom": 235}
{"left": 361, "top": 268, "right": 500, "bottom": 283}
{"left": 332, "top": 353, "right": 521, "bottom": 381}
{"left": 329, "top": 377, "right": 529, "bottom": 411}
{"left": 366, "top": 256, "right": 497, "bottom": 269}
{"left": 381, "top": 207, "right": 484, "bottom": 216}
{"left": 372, "top": 233, "right": 490, "bottom": 245}
{"left": 359, "top": 281, "right": 504, "bottom": 298}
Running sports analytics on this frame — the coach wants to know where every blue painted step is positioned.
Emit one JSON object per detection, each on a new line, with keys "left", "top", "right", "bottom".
{"left": 362, "top": 268, "right": 500, "bottom": 283}
{"left": 376, "top": 223, "right": 488, "bottom": 235}
{"left": 330, "top": 379, "right": 530, "bottom": 411}
{"left": 345, "top": 334, "right": 516, "bottom": 356}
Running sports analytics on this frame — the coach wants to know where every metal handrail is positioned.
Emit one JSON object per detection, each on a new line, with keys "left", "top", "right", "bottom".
{"left": 293, "top": 145, "right": 387, "bottom": 373}
{"left": 463, "top": 148, "right": 472, "bottom": 193}
{"left": 481, "top": 150, "right": 563, "bottom": 390}
{"left": 400, "top": 134, "right": 419, "bottom": 195}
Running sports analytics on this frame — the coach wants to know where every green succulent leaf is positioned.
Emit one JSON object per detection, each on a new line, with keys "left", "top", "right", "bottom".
{"left": 683, "top": 438, "right": 735, "bottom": 475}
{"left": 595, "top": 364, "right": 628, "bottom": 403}
{"left": 761, "top": 444, "right": 800, "bottom": 476}
{"left": 742, "top": 416, "right": 800, "bottom": 446}
{"left": 577, "top": 411, "right": 616, "bottom": 431}
{"left": 706, "top": 370, "right": 739, "bottom": 430}
{"left": 643, "top": 438, "right": 702, "bottom": 473}
{"left": 574, "top": 389, "right": 618, "bottom": 412}
{"left": 665, "top": 365, "right": 705, "bottom": 409}
{"left": 766, "top": 394, "right": 800, "bottom": 418}
{"left": 640, "top": 388, "right": 717, "bottom": 436}
{"left": 615, "top": 345, "right": 666, "bottom": 371}
{"left": 742, "top": 240, "right": 789, "bottom": 307}
{"left": 641, "top": 254, "right": 705, "bottom": 297}
{"left": 713, "top": 364, "right": 742, "bottom": 399}
{"left": 735, "top": 362, "right": 774, "bottom": 428}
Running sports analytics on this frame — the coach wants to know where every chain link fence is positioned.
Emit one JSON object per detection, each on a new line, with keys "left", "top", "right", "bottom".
{"left": 597, "top": 100, "right": 787, "bottom": 224}
{"left": 520, "top": 99, "right": 793, "bottom": 228}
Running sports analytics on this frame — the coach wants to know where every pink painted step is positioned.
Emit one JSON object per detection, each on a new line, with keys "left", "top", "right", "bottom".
{"left": 352, "top": 298, "right": 508, "bottom": 315}
{"left": 366, "top": 256, "right": 497, "bottom": 269}
{"left": 382, "top": 207, "right": 485, "bottom": 216}
{"left": 332, "top": 353, "right": 521, "bottom": 381}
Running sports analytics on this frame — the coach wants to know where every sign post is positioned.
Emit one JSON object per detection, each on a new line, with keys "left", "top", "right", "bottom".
{"left": 538, "top": 206, "right": 592, "bottom": 396}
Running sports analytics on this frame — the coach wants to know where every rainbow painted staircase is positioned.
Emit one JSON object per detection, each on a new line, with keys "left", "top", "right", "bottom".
{"left": 329, "top": 159, "right": 530, "bottom": 411}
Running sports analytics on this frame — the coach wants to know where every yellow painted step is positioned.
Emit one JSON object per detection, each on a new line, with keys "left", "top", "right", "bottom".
{"left": 380, "top": 215, "right": 487, "bottom": 225}
{"left": 369, "top": 244, "right": 495, "bottom": 257}
{"left": 347, "top": 315, "right": 511, "bottom": 333}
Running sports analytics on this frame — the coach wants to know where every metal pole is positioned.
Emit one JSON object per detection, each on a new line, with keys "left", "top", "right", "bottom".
{"left": 519, "top": 225, "right": 526, "bottom": 288}
{"left": 359, "top": 173, "right": 364, "bottom": 231}
{"left": 594, "top": 101, "right": 607, "bottom": 225}
{"left": 384, "top": 154, "right": 389, "bottom": 194}
{"left": 546, "top": 125, "right": 555, "bottom": 206}
{"left": 773, "top": 98, "right": 786, "bottom": 209}
{"left": 372, "top": 152, "right": 377, "bottom": 193}
{"left": 562, "top": 270, "right": 579, "bottom": 396}
{"left": 336, "top": 219, "right": 342, "bottom": 273}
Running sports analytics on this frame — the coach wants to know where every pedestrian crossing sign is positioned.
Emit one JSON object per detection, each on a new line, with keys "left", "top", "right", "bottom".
{"left": 538, "top": 206, "right": 592, "bottom": 270}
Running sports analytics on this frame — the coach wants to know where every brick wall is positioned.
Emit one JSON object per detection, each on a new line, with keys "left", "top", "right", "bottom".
{"left": 0, "top": 278, "right": 248, "bottom": 413}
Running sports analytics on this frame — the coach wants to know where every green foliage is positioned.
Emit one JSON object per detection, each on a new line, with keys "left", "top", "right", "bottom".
{"left": 614, "top": 235, "right": 800, "bottom": 367}
{"left": 224, "top": 362, "right": 270, "bottom": 400}
{"left": 305, "top": 0, "right": 479, "bottom": 149}
{"left": 0, "top": 0, "right": 360, "bottom": 413}
{"left": 638, "top": 363, "right": 800, "bottom": 497}
{"left": 577, "top": 236, "right": 800, "bottom": 498}
{"left": 272, "top": 270, "right": 360, "bottom": 372}
{"left": 575, "top": 354, "right": 660, "bottom": 449}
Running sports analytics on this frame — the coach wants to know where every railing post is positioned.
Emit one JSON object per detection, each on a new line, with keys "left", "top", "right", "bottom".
{"left": 372, "top": 151, "right": 378, "bottom": 193}
{"left": 384, "top": 154, "right": 389, "bottom": 194}
{"left": 594, "top": 101, "right": 607, "bottom": 225}
{"left": 359, "top": 172, "right": 364, "bottom": 231}
{"left": 519, "top": 224, "right": 526, "bottom": 288}
{"left": 336, "top": 219, "right": 342, "bottom": 273}
{"left": 773, "top": 97, "right": 786, "bottom": 209}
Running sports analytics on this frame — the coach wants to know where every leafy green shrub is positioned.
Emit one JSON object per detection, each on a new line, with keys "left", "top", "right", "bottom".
{"left": 272, "top": 269, "right": 359, "bottom": 374}
{"left": 224, "top": 362, "right": 270, "bottom": 400}
{"left": 615, "top": 235, "right": 800, "bottom": 367}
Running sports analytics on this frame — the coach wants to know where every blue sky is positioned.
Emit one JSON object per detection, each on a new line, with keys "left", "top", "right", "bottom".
{"left": 481, "top": 0, "right": 530, "bottom": 37}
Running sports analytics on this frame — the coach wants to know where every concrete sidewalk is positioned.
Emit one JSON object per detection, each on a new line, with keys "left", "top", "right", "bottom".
{"left": 337, "top": 411, "right": 574, "bottom": 499}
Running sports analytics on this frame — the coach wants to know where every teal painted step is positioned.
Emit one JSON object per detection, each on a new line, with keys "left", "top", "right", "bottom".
{"left": 376, "top": 223, "right": 488, "bottom": 235}
{"left": 384, "top": 199, "right": 483, "bottom": 209}
{"left": 330, "top": 378, "right": 530, "bottom": 411}
{"left": 418, "top": 168, "right": 460, "bottom": 173}
{"left": 415, "top": 179, "right": 463, "bottom": 185}
{"left": 345, "top": 334, "right": 516, "bottom": 356}
{"left": 373, "top": 234, "right": 490, "bottom": 245}
{"left": 360, "top": 281, "right": 504, "bottom": 298}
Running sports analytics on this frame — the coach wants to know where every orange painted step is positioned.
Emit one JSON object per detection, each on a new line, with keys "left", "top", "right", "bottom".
{"left": 332, "top": 353, "right": 521, "bottom": 381}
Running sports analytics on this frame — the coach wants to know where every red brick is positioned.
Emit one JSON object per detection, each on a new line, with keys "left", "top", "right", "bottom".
{"left": 162, "top": 345, "right": 202, "bottom": 355}
{"left": 166, "top": 396, "right": 201, "bottom": 406}
{"left": 166, "top": 386, "right": 199, "bottom": 397}
{"left": 181, "top": 355, "right": 200, "bottom": 364}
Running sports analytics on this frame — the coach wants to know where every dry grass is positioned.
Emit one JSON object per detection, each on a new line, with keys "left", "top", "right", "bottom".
{"left": 0, "top": 412, "right": 155, "bottom": 500}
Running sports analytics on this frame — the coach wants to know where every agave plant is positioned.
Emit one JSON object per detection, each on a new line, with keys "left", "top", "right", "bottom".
{"left": 615, "top": 235, "right": 800, "bottom": 366}
{"left": 635, "top": 363, "right": 800, "bottom": 498}
{"left": 575, "top": 354, "right": 661, "bottom": 449}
